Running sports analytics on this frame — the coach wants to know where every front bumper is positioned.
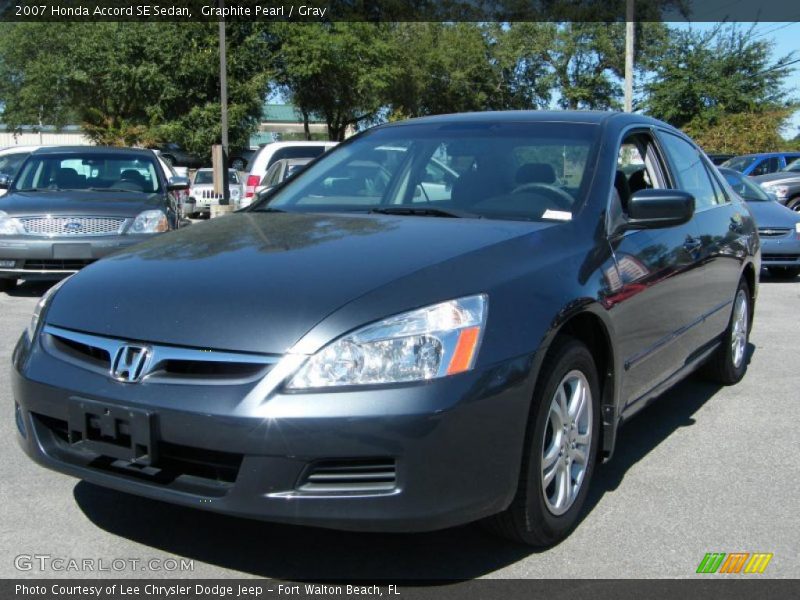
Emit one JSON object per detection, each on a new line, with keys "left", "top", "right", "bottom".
{"left": 0, "top": 235, "right": 150, "bottom": 280}
{"left": 12, "top": 331, "right": 535, "bottom": 532}
{"left": 760, "top": 237, "right": 800, "bottom": 268}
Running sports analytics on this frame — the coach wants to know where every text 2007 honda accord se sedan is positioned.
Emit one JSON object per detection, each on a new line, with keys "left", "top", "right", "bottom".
{"left": 12, "top": 112, "right": 759, "bottom": 546}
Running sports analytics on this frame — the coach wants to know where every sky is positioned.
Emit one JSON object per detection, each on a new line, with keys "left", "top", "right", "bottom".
{"left": 670, "top": 20, "right": 800, "bottom": 139}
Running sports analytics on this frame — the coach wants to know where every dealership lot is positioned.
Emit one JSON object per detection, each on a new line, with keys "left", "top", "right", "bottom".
{"left": 1, "top": 274, "right": 798, "bottom": 579}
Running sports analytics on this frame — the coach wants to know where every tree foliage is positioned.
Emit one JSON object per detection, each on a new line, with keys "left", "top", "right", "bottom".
{"left": 269, "top": 23, "right": 397, "bottom": 141}
{"left": 641, "top": 24, "right": 796, "bottom": 130}
{"left": 0, "top": 22, "right": 270, "bottom": 156}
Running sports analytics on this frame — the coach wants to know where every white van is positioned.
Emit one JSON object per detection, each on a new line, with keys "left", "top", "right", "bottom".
{"left": 243, "top": 141, "right": 337, "bottom": 205}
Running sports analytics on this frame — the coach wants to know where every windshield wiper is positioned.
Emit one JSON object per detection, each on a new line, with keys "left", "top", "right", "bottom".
{"left": 369, "top": 206, "right": 481, "bottom": 219}
{"left": 252, "top": 207, "right": 288, "bottom": 213}
{"left": 87, "top": 187, "right": 142, "bottom": 193}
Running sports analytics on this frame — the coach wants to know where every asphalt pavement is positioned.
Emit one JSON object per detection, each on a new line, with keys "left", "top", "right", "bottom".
{"left": 1, "top": 273, "right": 797, "bottom": 579}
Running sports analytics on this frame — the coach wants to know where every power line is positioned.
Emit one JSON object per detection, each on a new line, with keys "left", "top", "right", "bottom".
{"left": 754, "top": 21, "right": 800, "bottom": 39}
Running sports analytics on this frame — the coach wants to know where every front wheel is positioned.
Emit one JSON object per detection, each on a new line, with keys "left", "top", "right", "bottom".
{"left": 486, "top": 337, "right": 600, "bottom": 546}
{"left": 786, "top": 197, "right": 800, "bottom": 212}
{"left": 704, "top": 279, "right": 751, "bottom": 385}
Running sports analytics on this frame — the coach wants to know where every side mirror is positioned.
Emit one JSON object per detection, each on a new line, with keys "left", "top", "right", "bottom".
{"left": 167, "top": 176, "right": 190, "bottom": 192}
{"left": 625, "top": 189, "right": 694, "bottom": 230}
{"left": 0, "top": 174, "right": 11, "bottom": 190}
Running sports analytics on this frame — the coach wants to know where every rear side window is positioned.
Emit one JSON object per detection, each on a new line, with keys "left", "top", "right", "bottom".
{"left": 658, "top": 132, "right": 723, "bottom": 210}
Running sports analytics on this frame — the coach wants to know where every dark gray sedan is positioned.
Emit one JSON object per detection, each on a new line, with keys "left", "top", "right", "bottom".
{"left": 0, "top": 146, "right": 188, "bottom": 292}
{"left": 751, "top": 158, "right": 800, "bottom": 211}
{"left": 12, "top": 112, "right": 759, "bottom": 546}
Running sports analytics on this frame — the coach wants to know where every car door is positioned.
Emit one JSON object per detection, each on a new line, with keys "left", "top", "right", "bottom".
{"left": 606, "top": 130, "right": 705, "bottom": 407}
{"left": 656, "top": 130, "right": 745, "bottom": 353}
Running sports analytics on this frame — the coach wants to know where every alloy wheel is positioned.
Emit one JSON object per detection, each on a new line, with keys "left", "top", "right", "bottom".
{"left": 541, "top": 369, "right": 592, "bottom": 516}
{"left": 731, "top": 289, "right": 748, "bottom": 369}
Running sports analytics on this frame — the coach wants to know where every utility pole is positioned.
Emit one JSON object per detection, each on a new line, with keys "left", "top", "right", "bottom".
{"left": 218, "top": 0, "right": 230, "bottom": 205}
{"left": 624, "top": 0, "right": 635, "bottom": 113}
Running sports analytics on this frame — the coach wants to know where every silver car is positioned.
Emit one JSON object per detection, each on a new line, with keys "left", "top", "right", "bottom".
{"left": 188, "top": 169, "right": 243, "bottom": 217}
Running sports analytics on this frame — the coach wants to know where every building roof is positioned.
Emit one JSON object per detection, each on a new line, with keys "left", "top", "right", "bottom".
{"left": 262, "top": 103, "right": 326, "bottom": 124}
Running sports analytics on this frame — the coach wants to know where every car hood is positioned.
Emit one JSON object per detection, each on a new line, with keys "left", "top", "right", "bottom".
{"left": 746, "top": 200, "right": 800, "bottom": 228}
{"left": 0, "top": 190, "right": 162, "bottom": 217}
{"left": 47, "top": 212, "right": 548, "bottom": 354}
{"left": 750, "top": 172, "right": 800, "bottom": 185}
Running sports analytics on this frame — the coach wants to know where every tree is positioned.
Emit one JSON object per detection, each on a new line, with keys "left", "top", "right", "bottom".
{"left": 0, "top": 22, "right": 271, "bottom": 156}
{"left": 641, "top": 24, "right": 796, "bottom": 130}
{"left": 270, "top": 23, "right": 397, "bottom": 141}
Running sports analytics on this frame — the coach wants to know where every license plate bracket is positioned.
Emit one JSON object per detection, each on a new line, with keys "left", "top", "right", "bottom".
{"left": 67, "top": 398, "right": 156, "bottom": 465}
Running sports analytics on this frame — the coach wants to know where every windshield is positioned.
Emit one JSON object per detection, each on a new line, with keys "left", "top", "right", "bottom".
{"left": 194, "top": 170, "right": 239, "bottom": 184}
{"left": 721, "top": 155, "right": 758, "bottom": 172}
{"left": 785, "top": 158, "right": 800, "bottom": 172}
{"left": 721, "top": 169, "right": 771, "bottom": 201}
{"left": 0, "top": 151, "right": 31, "bottom": 177}
{"left": 13, "top": 153, "right": 162, "bottom": 193}
{"left": 254, "top": 122, "right": 599, "bottom": 222}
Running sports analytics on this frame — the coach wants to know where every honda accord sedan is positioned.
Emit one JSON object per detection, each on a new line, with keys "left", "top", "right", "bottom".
{"left": 0, "top": 146, "right": 188, "bottom": 292}
{"left": 12, "top": 112, "right": 759, "bottom": 546}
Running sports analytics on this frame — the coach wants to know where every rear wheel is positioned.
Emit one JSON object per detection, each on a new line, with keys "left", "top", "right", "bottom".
{"left": 0, "top": 278, "right": 17, "bottom": 293}
{"left": 705, "top": 279, "right": 750, "bottom": 385}
{"left": 769, "top": 267, "right": 800, "bottom": 279}
{"left": 230, "top": 158, "right": 246, "bottom": 171}
{"left": 486, "top": 337, "right": 600, "bottom": 546}
{"left": 161, "top": 155, "right": 175, "bottom": 167}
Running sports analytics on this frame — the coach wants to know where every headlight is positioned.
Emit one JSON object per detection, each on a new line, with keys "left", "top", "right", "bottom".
{"left": 795, "top": 222, "right": 800, "bottom": 235}
{"left": 128, "top": 210, "right": 168, "bottom": 234}
{"left": 286, "top": 294, "right": 488, "bottom": 389}
{"left": 27, "top": 276, "right": 71, "bottom": 339}
{"left": 0, "top": 211, "right": 23, "bottom": 235}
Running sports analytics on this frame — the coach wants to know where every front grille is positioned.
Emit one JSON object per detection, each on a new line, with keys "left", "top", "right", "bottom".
{"left": 23, "top": 259, "right": 94, "bottom": 271}
{"left": 763, "top": 254, "right": 799, "bottom": 262}
{"left": 33, "top": 413, "right": 243, "bottom": 486}
{"left": 758, "top": 227, "right": 791, "bottom": 238}
{"left": 19, "top": 216, "right": 126, "bottom": 236}
{"left": 299, "top": 459, "right": 397, "bottom": 493}
{"left": 43, "top": 325, "right": 278, "bottom": 385}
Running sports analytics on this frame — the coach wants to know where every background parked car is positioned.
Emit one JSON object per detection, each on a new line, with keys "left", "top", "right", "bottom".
{"left": 721, "top": 152, "right": 800, "bottom": 176}
{"left": 720, "top": 167, "right": 800, "bottom": 278}
{"left": 243, "top": 141, "right": 338, "bottom": 205}
{"left": 750, "top": 158, "right": 800, "bottom": 211}
{"left": 255, "top": 157, "right": 313, "bottom": 194}
{"left": 0, "top": 146, "right": 188, "bottom": 291}
{"left": 150, "top": 142, "right": 206, "bottom": 169}
{"left": 228, "top": 146, "right": 257, "bottom": 172}
{"left": 188, "top": 168, "right": 243, "bottom": 217}
{"left": 0, "top": 145, "right": 47, "bottom": 198}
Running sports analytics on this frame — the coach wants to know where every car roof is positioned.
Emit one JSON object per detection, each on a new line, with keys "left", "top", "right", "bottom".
{"left": 0, "top": 145, "right": 51, "bottom": 154}
{"left": 29, "top": 146, "right": 157, "bottom": 158}
{"left": 375, "top": 110, "right": 663, "bottom": 129}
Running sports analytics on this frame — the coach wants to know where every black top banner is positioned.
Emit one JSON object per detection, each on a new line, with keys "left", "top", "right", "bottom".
{"left": 1, "top": 0, "right": 799, "bottom": 22}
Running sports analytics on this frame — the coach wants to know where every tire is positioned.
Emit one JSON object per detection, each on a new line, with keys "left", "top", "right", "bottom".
{"left": 704, "top": 279, "right": 751, "bottom": 385}
{"left": 786, "top": 197, "right": 800, "bottom": 213}
{"left": 769, "top": 267, "right": 800, "bottom": 279}
{"left": 0, "top": 278, "right": 17, "bottom": 293}
{"left": 486, "top": 337, "right": 600, "bottom": 546}
{"left": 230, "top": 158, "right": 246, "bottom": 171}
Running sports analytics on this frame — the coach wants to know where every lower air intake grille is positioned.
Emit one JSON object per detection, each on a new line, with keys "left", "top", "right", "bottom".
{"left": 299, "top": 459, "right": 397, "bottom": 493}
{"left": 23, "top": 259, "right": 94, "bottom": 271}
{"left": 763, "top": 254, "right": 799, "bottom": 262}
